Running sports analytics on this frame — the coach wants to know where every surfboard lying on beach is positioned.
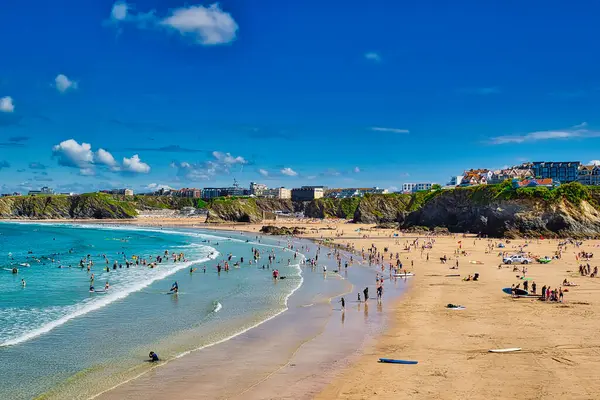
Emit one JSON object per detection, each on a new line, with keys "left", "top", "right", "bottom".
{"left": 502, "top": 288, "right": 528, "bottom": 296}
{"left": 379, "top": 358, "right": 418, "bottom": 364}
{"left": 393, "top": 273, "right": 415, "bottom": 277}
{"left": 488, "top": 348, "right": 521, "bottom": 353}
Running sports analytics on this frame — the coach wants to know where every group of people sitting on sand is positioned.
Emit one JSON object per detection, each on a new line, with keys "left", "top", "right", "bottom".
{"left": 579, "top": 264, "right": 598, "bottom": 277}
{"left": 576, "top": 252, "right": 594, "bottom": 261}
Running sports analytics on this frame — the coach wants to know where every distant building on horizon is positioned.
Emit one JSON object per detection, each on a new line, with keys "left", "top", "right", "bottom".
{"left": 401, "top": 183, "right": 437, "bottom": 193}
{"left": 249, "top": 182, "right": 268, "bottom": 196}
{"left": 110, "top": 188, "right": 134, "bottom": 196}
{"left": 262, "top": 187, "right": 291, "bottom": 199}
{"left": 325, "top": 187, "right": 388, "bottom": 199}
{"left": 530, "top": 161, "right": 580, "bottom": 183}
{"left": 28, "top": 186, "right": 54, "bottom": 196}
{"left": 578, "top": 164, "right": 600, "bottom": 186}
{"left": 291, "top": 186, "right": 325, "bottom": 201}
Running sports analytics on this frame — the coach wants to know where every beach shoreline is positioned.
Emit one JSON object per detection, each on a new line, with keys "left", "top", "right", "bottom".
{"left": 7, "top": 217, "right": 600, "bottom": 399}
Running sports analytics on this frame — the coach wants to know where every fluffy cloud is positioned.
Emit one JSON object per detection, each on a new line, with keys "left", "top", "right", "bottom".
{"left": 172, "top": 151, "right": 247, "bottom": 181}
{"left": 111, "top": 2, "right": 128, "bottom": 20}
{"left": 212, "top": 151, "right": 246, "bottom": 165}
{"left": 354, "top": 166, "right": 361, "bottom": 173}
{"left": 370, "top": 126, "right": 409, "bottom": 133}
{"left": 52, "top": 139, "right": 150, "bottom": 175}
{"left": 280, "top": 167, "right": 298, "bottom": 177}
{"left": 0, "top": 96, "right": 14, "bottom": 113}
{"left": 55, "top": 74, "right": 78, "bottom": 93}
{"left": 364, "top": 52, "right": 381, "bottom": 62}
{"left": 122, "top": 154, "right": 150, "bottom": 173}
{"left": 146, "top": 183, "right": 173, "bottom": 191}
{"left": 258, "top": 169, "right": 269, "bottom": 177}
{"left": 108, "top": 2, "right": 237, "bottom": 45}
{"left": 491, "top": 123, "right": 600, "bottom": 144}
{"left": 590, "top": 160, "right": 600, "bottom": 166}
{"left": 96, "top": 148, "right": 118, "bottom": 168}
{"left": 160, "top": 4, "right": 238, "bottom": 45}
{"left": 52, "top": 139, "right": 94, "bottom": 170}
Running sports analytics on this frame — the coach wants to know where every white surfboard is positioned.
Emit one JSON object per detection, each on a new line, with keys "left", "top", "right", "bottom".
{"left": 488, "top": 348, "right": 521, "bottom": 353}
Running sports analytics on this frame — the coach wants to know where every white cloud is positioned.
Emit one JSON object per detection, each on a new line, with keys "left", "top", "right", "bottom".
{"left": 387, "top": 186, "right": 399, "bottom": 192}
{"left": 354, "top": 166, "right": 361, "bottom": 173}
{"left": 370, "top": 126, "right": 410, "bottom": 134}
{"left": 589, "top": 160, "right": 600, "bottom": 166}
{"left": 491, "top": 123, "right": 600, "bottom": 144}
{"left": 111, "top": 2, "right": 128, "bottom": 20}
{"left": 281, "top": 167, "right": 298, "bottom": 177}
{"left": 258, "top": 169, "right": 269, "bottom": 177}
{"left": 0, "top": 96, "right": 14, "bottom": 113}
{"left": 160, "top": 4, "right": 238, "bottom": 45}
{"left": 212, "top": 151, "right": 246, "bottom": 165}
{"left": 52, "top": 139, "right": 94, "bottom": 168}
{"left": 365, "top": 52, "right": 381, "bottom": 62}
{"left": 55, "top": 74, "right": 78, "bottom": 93}
{"left": 172, "top": 150, "right": 246, "bottom": 181}
{"left": 96, "top": 148, "right": 118, "bottom": 168}
{"left": 146, "top": 183, "right": 173, "bottom": 190}
{"left": 53, "top": 139, "right": 151, "bottom": 175}
{"left": 122, "top": 154, "right": 150, "bottom": 173}
{"left": 79, "top": 168, "right": 95, "bottom": 176}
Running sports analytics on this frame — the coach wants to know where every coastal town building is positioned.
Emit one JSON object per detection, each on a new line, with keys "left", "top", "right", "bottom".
{"left": 291, "top": 186, "right": 325, "bottom": 201}
{"left": 512, "top": 178, "right": 557, "bottom": 188}
{"left": 460, "top": 169, "right": 493, "bottom": 186}
{"left": 402, "top": 183, "right": 437, "bottom": 193}
{"left": 28, "top": 186, "right": 54, "bottom": 196}
{"left": 530, "top": 161, "right": 580, "bottom": 183}
{"left": 110, "top": 189, "right": 134, "bottom": 196}
{"left": 490, "top": 166, "right": 533, "bottom": 184}
{"left": 249, "top": 182, "right": 268, "bottom": 196}
{"left": 578, "top": 165, "right": 600, "bottom": 186}
{"left": 175, "top": 188, "right": 201, "bottom": 198}
{"left": 447, "top": 176, "right": 463, "bottom": 186}
{"left": 325, "top": 187, "right": 388, "bottom": 199}
{"left": 262, "top": 187, "right": 291, "bottom": 199}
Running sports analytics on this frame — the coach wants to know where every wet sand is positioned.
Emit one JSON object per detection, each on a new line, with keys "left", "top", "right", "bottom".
{"left": 95, "top": 232, "right": 407, "bottom": 400}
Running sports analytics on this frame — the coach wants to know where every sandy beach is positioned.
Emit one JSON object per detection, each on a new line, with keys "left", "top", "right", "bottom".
{"left": 14, "top": 217, "right": 600, "bottom": 399}
{"left": 166, "top": 219, "right": 600, "bottom": 400}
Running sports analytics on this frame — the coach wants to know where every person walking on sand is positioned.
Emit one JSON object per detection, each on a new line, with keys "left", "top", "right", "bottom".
{"left": 363, "top": 287, "right": 369, "bottom": 302}
{"left": 339, "top": 297, "right": 345, "bottom": 311}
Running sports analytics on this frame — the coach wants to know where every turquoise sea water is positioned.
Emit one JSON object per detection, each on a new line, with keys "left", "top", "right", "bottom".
{"left": 0, "top": 223, "right": 306, "bottom": 399}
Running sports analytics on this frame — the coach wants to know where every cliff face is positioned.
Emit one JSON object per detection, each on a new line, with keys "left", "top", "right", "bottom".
{"left": 353, "top": 194, "right": 413, "bottom": 223}
{"left": 205, "top": 198, "right": 294, "bottom": 223}
{"left": 403, "top": 186, "right": 600, "bottom": 238}
{"left": 0, "top": 194, "right": 137, "bottom": 219}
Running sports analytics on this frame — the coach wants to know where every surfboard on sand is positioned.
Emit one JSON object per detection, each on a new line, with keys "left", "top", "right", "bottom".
{"left": 502, "top": 288, "right": 528, "bottom": 296}
{"left": 489, "top": 348, "right": 521, "bottom": 353}
{"left": 379, "top": 358, "right": 418, "bottom": 364}
{"left": 393, "top": 273, "right": 415, "bottom": 277}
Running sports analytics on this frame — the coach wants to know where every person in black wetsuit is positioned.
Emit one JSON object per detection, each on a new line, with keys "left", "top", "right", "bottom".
{"left": 363, "top": 287, "right": 369, "bottom": 301}
{"left": 149, "top": 351, "right": 159, "bottom": 362}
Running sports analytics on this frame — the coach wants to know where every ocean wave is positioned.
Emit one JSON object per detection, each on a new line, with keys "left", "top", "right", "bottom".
{"left": 0, "top": 250, "right": 219, "bottom": 348}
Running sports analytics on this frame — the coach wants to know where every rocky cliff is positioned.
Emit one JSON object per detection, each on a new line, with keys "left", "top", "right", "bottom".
{"left": 0, "top": 193, "right": 138, "bottom": 219}
{"left": 403, "top": 183, "right": 600, "bottom": 238}
{"left": 205, "top": 198, "right": 295, "bottom": 223}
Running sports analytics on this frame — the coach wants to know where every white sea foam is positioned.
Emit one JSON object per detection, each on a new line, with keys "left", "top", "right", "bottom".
{"left": 0, "top": 249, "right": 218, "bottom": 348}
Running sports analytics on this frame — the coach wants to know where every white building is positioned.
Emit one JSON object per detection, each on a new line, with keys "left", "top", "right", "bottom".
{"left": 448, "top": 176, "right": 463, "bottom": 186}
{"left": 402, "top": 183, "right": 437, "bottom": 193}
{"left": 263, "top": 187, "right": 291, "bottom": 199}
{"left": 249, "top": 182, "right": 268, "bottom": 196}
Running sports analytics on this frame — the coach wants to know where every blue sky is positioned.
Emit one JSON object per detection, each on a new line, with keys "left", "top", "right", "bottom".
{"left": 1, "top": 0, "right": 600, "bottom": 194}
